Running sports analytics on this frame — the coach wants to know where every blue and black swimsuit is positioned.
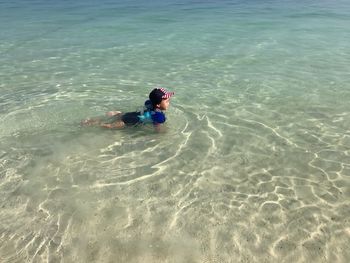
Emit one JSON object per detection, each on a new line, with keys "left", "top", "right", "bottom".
{"left": 121, "top": 100, "right": 166, "bottom": 126}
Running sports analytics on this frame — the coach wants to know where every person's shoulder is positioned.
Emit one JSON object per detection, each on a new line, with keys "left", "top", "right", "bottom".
{"left": 151, "top": 110, "right": 166, "bottom": 124}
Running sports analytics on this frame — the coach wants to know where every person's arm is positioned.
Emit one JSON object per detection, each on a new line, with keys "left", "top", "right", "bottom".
{"left": 151, "top": 111, "right": 167, "bottom": 133}
{"left": 153, "top": 123, "right": 167, "bottom": 133}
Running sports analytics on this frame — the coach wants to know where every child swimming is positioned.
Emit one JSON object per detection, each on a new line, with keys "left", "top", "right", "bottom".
{"left": 81, "top": 87, "right": 174, "bottom": 131}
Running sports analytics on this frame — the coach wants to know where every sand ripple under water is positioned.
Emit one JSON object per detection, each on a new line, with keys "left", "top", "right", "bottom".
{"left": 1, "top": 100, "right": 350, "bottom": 262}
{"left": 1, "top": 0, "right": 350, "bottom": 262}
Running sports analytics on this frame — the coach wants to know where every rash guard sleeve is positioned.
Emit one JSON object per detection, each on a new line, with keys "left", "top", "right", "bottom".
{"left": 151, "top": 111, "right": 166, "bottom": 124}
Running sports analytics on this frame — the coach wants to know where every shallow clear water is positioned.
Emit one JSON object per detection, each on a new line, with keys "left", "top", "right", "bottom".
{"left": 1, "top": 0, "right": 350, "bottom": 262}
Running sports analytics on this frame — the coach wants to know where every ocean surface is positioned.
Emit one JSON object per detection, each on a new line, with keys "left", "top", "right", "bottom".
{"left": 1, "top": 0, "right": 350, "bottom": 262}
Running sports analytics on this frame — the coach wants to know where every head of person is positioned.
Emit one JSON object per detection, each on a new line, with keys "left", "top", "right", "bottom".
{"left": 149, "top": 87, "right": 174, "bottom": 110}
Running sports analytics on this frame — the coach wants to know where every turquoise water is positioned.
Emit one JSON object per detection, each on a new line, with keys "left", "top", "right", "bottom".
{"left": 1, "top": 0, "right": 350, "bottom": 262}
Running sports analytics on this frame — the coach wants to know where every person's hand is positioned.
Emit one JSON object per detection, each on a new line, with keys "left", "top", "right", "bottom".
{"left": 154, "top": 123, "right": 167, "bottom": 133}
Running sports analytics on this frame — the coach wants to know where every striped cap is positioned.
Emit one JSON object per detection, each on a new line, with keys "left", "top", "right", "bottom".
{"left": 149, "top": 87, "right": 174, "bottom": 105}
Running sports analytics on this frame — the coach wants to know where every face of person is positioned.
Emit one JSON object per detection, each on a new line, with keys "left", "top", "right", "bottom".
{"left": 158, "top": 98, "right": 170, "bottom": 110}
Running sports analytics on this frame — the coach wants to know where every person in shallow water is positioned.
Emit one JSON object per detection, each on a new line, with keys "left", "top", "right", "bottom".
{"left": 81, "top": 87, "right": 174, "bottom": 131}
